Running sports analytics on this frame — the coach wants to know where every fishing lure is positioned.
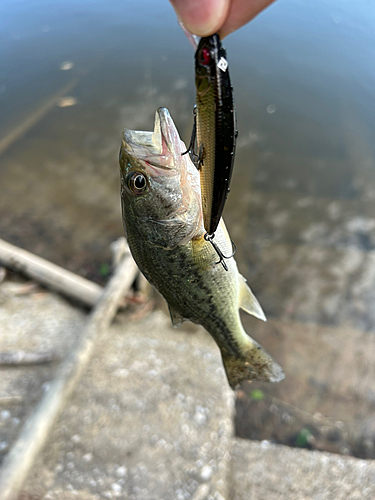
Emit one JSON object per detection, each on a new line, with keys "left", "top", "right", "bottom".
{"left": 184, "top": 34, "right": 237, "bottom": 237}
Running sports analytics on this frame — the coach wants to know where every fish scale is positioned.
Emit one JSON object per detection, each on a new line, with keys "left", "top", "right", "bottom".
{"left": 127, "top": 223, "right": 242, "bottom": 357}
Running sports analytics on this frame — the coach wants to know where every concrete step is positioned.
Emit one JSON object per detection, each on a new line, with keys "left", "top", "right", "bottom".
{"left": 2, "top": 279, "right": 375, "bottom": 498}
{"left": 229, "top": 437, "right": 375, "bottom": 500}
{"left": 15, "top": 304, "right": 234, "bottom": 499}
{"left": 2, "top": 279, "right": 375, "bottom": 499}
{"left": 0, "top": 281, "right": 86, "bottom": 465}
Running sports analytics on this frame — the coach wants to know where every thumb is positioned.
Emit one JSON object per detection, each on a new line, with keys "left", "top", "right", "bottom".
{"left": 169, "top": 0, "right": 230, "bottom": 37}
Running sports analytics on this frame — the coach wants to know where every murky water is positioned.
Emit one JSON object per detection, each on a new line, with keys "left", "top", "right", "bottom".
{"left": 1, "top": 0, "right": 375, "bottom": 457}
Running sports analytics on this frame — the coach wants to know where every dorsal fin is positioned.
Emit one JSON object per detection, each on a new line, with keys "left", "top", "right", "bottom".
{"left": 238, "top": 274, "right": 266, "bottom": 322}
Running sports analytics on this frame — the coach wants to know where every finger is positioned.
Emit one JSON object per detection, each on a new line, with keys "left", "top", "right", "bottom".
{"left": 219, "top": 0, "right": 276, "bottom": 39}
{"left": 169, "top": 0, "right": 230, "bottom": 37}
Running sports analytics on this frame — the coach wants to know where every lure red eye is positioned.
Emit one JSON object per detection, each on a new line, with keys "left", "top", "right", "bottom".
{"left": 200, "top": 47, "right": 211, "bottom": 65}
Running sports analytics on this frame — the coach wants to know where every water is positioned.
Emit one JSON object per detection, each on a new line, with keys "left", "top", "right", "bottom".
{"left": 1, "top": 0, "right": 375, "bottom": 457}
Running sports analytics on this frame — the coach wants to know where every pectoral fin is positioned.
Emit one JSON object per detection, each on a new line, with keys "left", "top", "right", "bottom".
{"left": 168, "top": 304, "right": 186, "bottom": 327}
{"left": 239, "top": 275, "right": 266, "bottom": 322}
{"left": 219, "top": 218, "right": 231, "bottom": 245}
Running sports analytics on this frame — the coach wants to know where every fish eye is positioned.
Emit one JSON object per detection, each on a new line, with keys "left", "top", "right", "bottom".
{"left": 200, "top": 47, "right": 211, "bottom": 65}
{"left": 127, "top": 172, "right": 147, "bottom": 195}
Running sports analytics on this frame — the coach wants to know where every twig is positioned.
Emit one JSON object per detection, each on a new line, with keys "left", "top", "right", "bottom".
{"left": 11, "top": 283, "right": 40, "bottom": 296}
{"left": 0, "top": 238, "right": 103, "bottom": 307}
{"left": 0, "top": 240, "right": 138, "bottom": 499}
{"left": 0, "top": 351, "right": 55, "bottom": 367}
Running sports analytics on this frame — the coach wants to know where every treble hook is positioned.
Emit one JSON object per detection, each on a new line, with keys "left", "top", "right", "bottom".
{"left": 181, "top": 105, "right": 203, "bottom": 168}
{"left": 204, "top": 233, "right": 236, "bottom": 271}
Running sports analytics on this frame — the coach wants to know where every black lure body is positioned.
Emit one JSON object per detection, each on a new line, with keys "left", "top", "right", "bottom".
{"left": 194, "top": 34, "right": 237, "bottom": 236}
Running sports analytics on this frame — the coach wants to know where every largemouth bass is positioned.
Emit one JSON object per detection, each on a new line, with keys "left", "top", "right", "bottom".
{"left": 195, "top": 34, "right": 237, "bottom": 236}
{"left": 119, "top": 108, "right": 284, "bottom": 389}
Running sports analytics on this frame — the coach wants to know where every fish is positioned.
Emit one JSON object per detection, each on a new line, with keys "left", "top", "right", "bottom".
{"left": 194, "top": 34, "right": 237, "bottom": 236}
{"left": 119, "top": 107, "right": 284, "bottom": 389}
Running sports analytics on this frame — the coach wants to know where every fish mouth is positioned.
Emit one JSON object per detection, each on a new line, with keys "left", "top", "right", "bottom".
{"left": 122, "top": 108, "right": 183, "bottom": 170}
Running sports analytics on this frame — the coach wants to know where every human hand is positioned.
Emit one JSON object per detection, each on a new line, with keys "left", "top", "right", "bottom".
{"left": 169, "top": 0, "right": 276, "bottom": 39}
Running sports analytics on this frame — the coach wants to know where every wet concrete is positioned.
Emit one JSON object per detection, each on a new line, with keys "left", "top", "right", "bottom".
{"left": 227, "top": 190, "right": 375, "bottom": 331}
{"left": 235, "top": 317, "right": 375, "bottom": 459}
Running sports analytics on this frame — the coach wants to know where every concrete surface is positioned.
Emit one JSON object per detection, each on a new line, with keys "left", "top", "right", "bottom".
{"left": 0, "top": 284, "right": 234, "bottom": 499}
{"left": 25, "top": 311, "right": 234, "bottom": 499}
{"left": 0, "top": 281, "right": 86, "bottom": 463}
{"left": 1, "top": 280, "right": 375, "bottom": 499}
{"left": 229, "top": 438, "right": 375, "bottom": 500}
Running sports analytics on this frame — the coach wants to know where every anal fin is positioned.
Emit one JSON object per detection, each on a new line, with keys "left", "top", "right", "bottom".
{"left": 239, "top": 274, "right": 266, "bottom": 322}
{"left": 168, "top": 304, "right": 186, "bottom": 327}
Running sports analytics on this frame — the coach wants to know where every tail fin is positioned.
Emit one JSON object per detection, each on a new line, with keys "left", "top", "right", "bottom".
{"left": 221, "top": 338, "right": 284, "bottom": 390}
